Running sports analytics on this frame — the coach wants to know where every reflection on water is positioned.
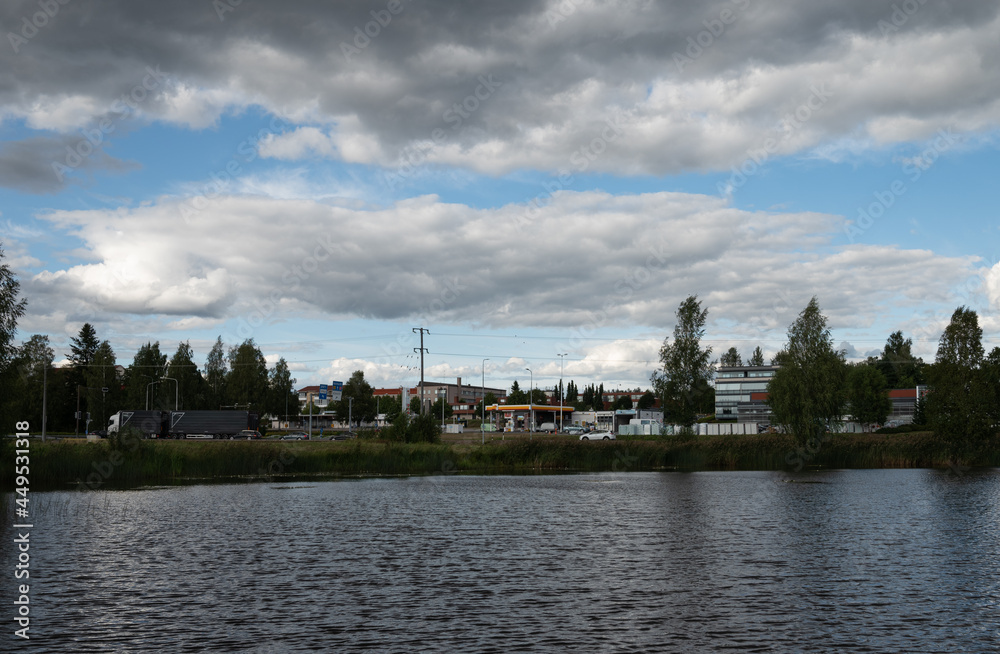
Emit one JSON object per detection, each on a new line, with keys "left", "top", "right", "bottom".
{"left": 3, "top": 469, "right": 999, "bottom": 652}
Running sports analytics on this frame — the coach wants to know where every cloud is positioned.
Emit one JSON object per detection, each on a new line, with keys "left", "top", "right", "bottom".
{"left": 24, "top": 190, "right": 981, "bottom": 344}
{"left": 0, "top": 136, "right": 139, "bottom": 193}
{"left": 2, "top": 1, "right": 999, "bottom": 179}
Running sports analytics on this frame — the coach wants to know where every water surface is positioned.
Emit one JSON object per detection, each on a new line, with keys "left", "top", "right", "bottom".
{"left": 3, "top": 469, "right": 999, "bottom": 652}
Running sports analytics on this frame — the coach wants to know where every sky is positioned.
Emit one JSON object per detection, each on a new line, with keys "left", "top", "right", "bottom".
{"left": 2, "top": 0, "right": 999, "bottom": 395}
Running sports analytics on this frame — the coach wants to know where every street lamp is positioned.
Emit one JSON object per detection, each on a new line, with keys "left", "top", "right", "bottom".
{"left": 482, "top": 358, "right": 490, "bottom": 445}
{"left": 146, "top": 380, "right": 157, "bottom": 411}
{"left": 557, "top": 353, "right": 567, "bottom": 432}
{"left": 525, "top": 367, "right": 532, "bottom": 433}
{"left": 162, "top": 377, "right": 178, "bottom": 410}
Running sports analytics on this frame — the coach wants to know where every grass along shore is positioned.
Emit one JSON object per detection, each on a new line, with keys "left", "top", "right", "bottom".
{"left": 4, "top": 431, "right": 999, "bottom": 489}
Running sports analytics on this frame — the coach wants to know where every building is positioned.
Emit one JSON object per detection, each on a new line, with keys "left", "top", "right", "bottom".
{"left": 715, "top": 364, "right": 927, "bottom": 425}
{"left": 408, "top": 378, "right": 507, "bottom": 420}
{"left": 714, "top": 365, "right": 779, "bottom": 422}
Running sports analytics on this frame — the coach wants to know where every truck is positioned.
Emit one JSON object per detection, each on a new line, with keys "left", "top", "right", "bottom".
{"left": 108, "top": 410, "right": 259, "bottom": 439}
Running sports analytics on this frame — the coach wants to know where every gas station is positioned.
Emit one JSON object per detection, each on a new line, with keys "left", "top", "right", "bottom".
{"left": 486, "top": 404, "right": 575, "bottom": 432}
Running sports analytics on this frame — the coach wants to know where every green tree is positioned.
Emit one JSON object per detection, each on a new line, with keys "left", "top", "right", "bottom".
{"left": 878, "top": 331, "right": 924, "bottom": 388}
{"left": 429, "top": 397, "right": 454, "bottom": 422}
{"left": 748, "top": 346, "right": 766, "bottom": 367}
{"left": 913, "top": 393, "right": 928, "bottom": 426}
{"left": 85, "top": 341, "right": 122, "bottom": 430}
{"left": 529, "top": 387, "right": 548, "bottom": 405}
{"left": 336, "top": 370, "right": 375, "bottom": 427}
{"left": 167, "top": 342, "right": 207, "bottom": 410}
{"left": 720, "top": 346, "right": 742, "bottom": 367}
{"left": 651, "top": 295, "right": 714, "bottom": 428}
{"left": 0, "top": 246, "right": 26, "bottom": 431}
{"left": 125, "top": 342, "right": 168, "bottom": 409}
{"left": 636, "top": 391, "right": 656, "bottom": 410}
{"left": 384, "top": 405, "right": 441, "bottom": 442}
{"left": 409, "top": 395, "right": 421, "bottom": 414}
{"left": 9, "top": 335, "right": 54, "bottom": 431}
{"left": 265, "top": 357, "right": 297, "bottom": 423}
{"left": 408, "top": 412, "right": 441, "bottom": 443}
{"left": 507, "top": 380, "right": 527, "bottom": 404}
{"left": 612, "top": 394, "right": 632, "bottom": 410}
{"left": 380, "top": 393, "right": 403, "bottom": 423}
{"left": 68, "top": 323, "right": 100, "bottom": 369}
{"left": 926, "top": 306, "right": 990, "bottom": 455}
{"left": 204, "top": 336, "right": 228, "bottom": 409}
{"left": 66, "top": 323, "right": 101, "bottom": 422}
{"left": 226, "top": 339, "right": 268, "bottom": 410}
{"left": 766, "top": 297, "right": 847, "bottom": 444}
{"left": 846, "top": 364, "right": 891, "bottom": 431}
{"left": 590, "top": 383, "right": 605, "bottom": 411}
{"left": 566, "top": 380, "right": 578, "bottom": 403}
{"left": 982, "top": 347, "right": 1000, "bottom": 432}
{"left": 474, "top": 391, "right": 498, "bottom": 423}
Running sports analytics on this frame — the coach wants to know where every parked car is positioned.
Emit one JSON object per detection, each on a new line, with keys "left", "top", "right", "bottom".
{"left": 280, "top": 431, "right": 307, "bottom": 441}
{"left": 580, "top": 431, "right": 615, "bottom": 441}
{"left": 562, "top": 426, "right": 585, "bottom": 435}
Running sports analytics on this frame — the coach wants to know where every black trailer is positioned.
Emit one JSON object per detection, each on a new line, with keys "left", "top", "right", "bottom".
{"left": 165, "top": 411, "right": 259, "bottom": 439}
{"left": 110, "top": 410, "right": 168, "bottom": 438}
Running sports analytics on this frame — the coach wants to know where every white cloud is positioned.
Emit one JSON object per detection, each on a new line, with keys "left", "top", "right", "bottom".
{"left": 26, "top": 190, "right": 981, "bottom": 344}
{"left": 259, "top": 127, "right": 339, "bottom": 160}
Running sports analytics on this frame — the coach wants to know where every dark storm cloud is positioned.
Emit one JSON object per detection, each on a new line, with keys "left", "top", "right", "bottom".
{"left": 3, "top": 0, "right": 1000, "bottom": 180}
{"left": 0, "top": 135, "right": 138, "bottom": 193}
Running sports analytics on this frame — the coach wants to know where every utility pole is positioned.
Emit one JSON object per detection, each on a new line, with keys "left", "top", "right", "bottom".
{"left": 413, "top": 327, "right": 429, "bottom": 415}
{"left": 526, "top": 367, "right": 533, "bottom": 435}
{"left": 557, "top": 353, "right": 567, "bottom": 433}
{"left": 482, "top": 358, "right": 490, "bottom": 445}
{"left": 41, "top": 363, "right": 47, "bottom": 442}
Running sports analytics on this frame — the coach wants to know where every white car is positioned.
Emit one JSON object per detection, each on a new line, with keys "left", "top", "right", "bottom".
{"left": 580, "top": 431, "right": 615, "bottom": 441}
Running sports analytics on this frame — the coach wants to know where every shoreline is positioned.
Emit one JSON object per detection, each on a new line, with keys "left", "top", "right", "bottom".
{"left": 3, "top": 432, "right": 999, "bottom": 490}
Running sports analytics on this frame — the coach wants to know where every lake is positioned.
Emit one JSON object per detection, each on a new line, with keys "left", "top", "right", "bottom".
{"left": 3, "top": 469, "right": 999, "bottom": 652}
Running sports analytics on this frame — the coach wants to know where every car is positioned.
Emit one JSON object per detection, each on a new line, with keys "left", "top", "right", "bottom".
{"left": 231, "top": 430, "right": 263, "bottom": 440}
{"left": 280, "top": 431, "right": 307, "bottom": 441}
{"left": 562, "top": 426, "right": 585, "bottom": 435}
{"left": 580, "top": 431, "right": 615, "bottom": 441}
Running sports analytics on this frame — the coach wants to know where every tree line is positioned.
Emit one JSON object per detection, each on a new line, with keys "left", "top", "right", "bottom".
{"left": 2, "top": 323, "right": 300, "bottom": 433}
{"left": 652, "top": 294, "right": 1000, "bottom": 456}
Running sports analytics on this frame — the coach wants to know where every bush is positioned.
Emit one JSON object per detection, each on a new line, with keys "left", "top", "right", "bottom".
{"left": 407, "top": 413, "right": 441, "bottom": 444}
{"left": 381, "top": 412, "right": 410, "bottom": 442}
